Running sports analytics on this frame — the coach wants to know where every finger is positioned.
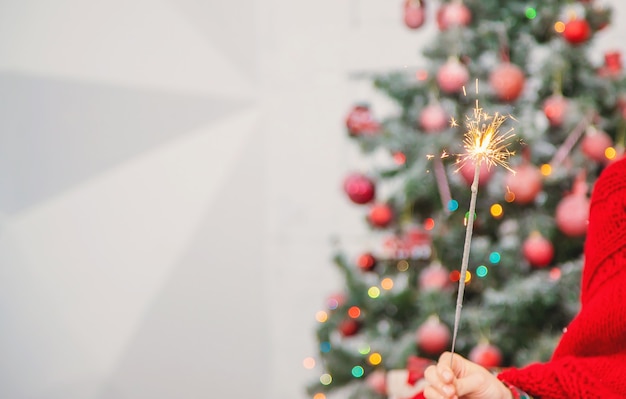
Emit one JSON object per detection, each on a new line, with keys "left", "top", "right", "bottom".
{"left": 437, "top": 351, "right": 469, "bottom": 380}
{"left": 424, "top": 365, "right": 457, "bottom": 398}
{"left": 423, "top": 384, "right": 458, "bottom": 399}
{"left": 454, "top": 372, "right": 488, "bottom": 397}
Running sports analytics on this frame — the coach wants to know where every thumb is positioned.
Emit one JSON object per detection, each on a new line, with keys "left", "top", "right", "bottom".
{"left": 454, "top": 372, "right": 488, "bottom": 397}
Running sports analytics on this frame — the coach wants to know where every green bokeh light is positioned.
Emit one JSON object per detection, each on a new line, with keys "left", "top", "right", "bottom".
{"left": 525, "top": 7, "right": 537, "bottom": 19}
{"left": 351, "top": 366, "right": 365, "bottom": 378}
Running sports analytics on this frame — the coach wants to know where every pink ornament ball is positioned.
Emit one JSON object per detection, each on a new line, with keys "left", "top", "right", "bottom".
{"left": 581, "top": 129, "right": 613, "bottom": 163}
{"left": 419, "top": 263, "right": 450, "bottom": 291}
{"left": 459, "top": 160, "right": 493, "bottom": 187}
{"left": 543, "top": 95, "right": 569, "bottom": 127}
{"left": 404, "top": 0, "right": 426, "bottom": 30}
{"left": 437, "top": 2, "right": 471, "bottom": 30}
{"left": 555, "top": 193, "right": 590, "bottom": 237}
{"left": 368, "top": 203, "right": 394, "bottom": 228}
{"left": 416, "top": 316, "right": 451, "bottom": 354}
{"left": 522, "top": 232, "right": 554, "bottom": 268}
{"left": 419, "top": 104, "right": 448, "bottom": 133}
{"left": 489, "top": 63, "right": 525, "bottom": 102}
{"left": 366, "top": 369, "right": 387, "bottom": 395}
{"left": 437, "top": 59, "right": 470, "bottom": 94}
{"left": 343, "top": 173, "right": 375, "bottom": 204}
{"left": 505, "top": 164, "right": 542, "bottom": 204}
{"left": 469, "top": 343, "right": 503, "bottom": 368}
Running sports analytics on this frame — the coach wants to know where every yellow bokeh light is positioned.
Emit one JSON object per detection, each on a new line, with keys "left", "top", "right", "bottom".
{"left": 313, "top": 394, "right": 326, "bottom": 399}
{"left": 490, "top": 203, "right": 503, "bottom": 218}
{"left": 368, "top": 286, "right": 381, "bottom": 298}
{"left": 381, "top": 277, "right": 394, "bottom": 290}
{"left": 465, "top": 271, "right": 471, "bottom": 283}
{"left": 315, "top": 311, "right": 328, "bottom": 323}
{"left": 369, "top": 352, "right": 383, "bottom": 365}
{"left": 397, "top": 260, "right": 410, "bottom": 271}
{"left": 540, "top": 163, "right": 552, "bottom": 176}
{"left": 605, "top": 147, "right": 617, "bottom": 160}
{"left": 320, "top": 374, "right": 332, "bottom": 385}
{"left": 554, "top": 21, "right": 565, "bottom": 33}
{"left": 303, "top": 357, "right": 316, "bottom": 369}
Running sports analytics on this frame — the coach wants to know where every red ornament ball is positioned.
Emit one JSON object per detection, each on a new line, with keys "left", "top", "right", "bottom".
{"left": 338, "top": 319, "right": 360, "bottom": 337}
{"left": 522, "top": 232, "right": 554, "bottom": 268}
{"left": 404, "top": 0, "right": 426, "bottom": 30}
{"left": 581, "top": 128, "right": 613, "bottom": 163}
{"left": 543, "top": 95, "right": 569, "bottom": 127}
{"left": 419, "top": 262, "right": 449, "bottom": 291}
{"left": 344, "top": 173, "right": 375, "bottom": 204}
{"left": 357, "top": 252, "right": 377, "bottom": 271}
{"left": 460, "top": 160, "right": 493, "bottom": 187}
{"left": 368, "top": 203, "right": 394, "bottom": 228}
{"left": 505, "top": 163, "right": 542, "bottom": 204}
{"left": 366, "top": 369, "right": 387, "bottom": 395}
{"left": 416, "top": 316, "right": 451, "bottom": 354}
{"left": 489, "top": 63, "right": 525, "bottom": 102}
{"left": 345, "top": 104, "right": 380, "bottom": 136}
{"left": 563, "top": 19, "right": 591, "bottom": 45}
{"left": 419, "top": 103, "right": 448, "bottom": 133}
{"left": 555, "top": 192, "right": 590, "bottom": 237}
{"left": 437, "top": 59, "right": 469, "bottom": 94}
{"left": 437, "top": 2, "right": 471, "bottom": 30}
{"left": 469, "top": 343, "right": 503, "bottom": 368}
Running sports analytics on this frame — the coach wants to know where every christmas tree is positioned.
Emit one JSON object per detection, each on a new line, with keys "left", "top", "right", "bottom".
{"left": 307, "top": 1, "right": 625, "bottom": 398}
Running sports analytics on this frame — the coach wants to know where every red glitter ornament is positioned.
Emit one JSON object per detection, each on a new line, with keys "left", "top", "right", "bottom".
{"left": 563, "top": 19, "right": 591, "bottom": 45}
{"left": 343, "top": 173, "right": 376, "bottom": 204}
{"left": 489, "top": 62, "right": 525, "bottom": 102}
{"left": 357, "top": 252, "right": 377, "bottom": 271}
{"left": 436, "top": 58, "right": 469, "bottom": 94}
{"left": 522, "top": 231, "right": 555, "bottom": 268}
{"left": 581, "top": 128, "right": 613, "bottom": 163}
{"left": 437, "top": 2, "right": 471, "bottom": 31}
{"left": 598, "top": 51, "right": 622, "bottom": 78}
{"left": 543, "top": 95, "right": 569, "bottom": 127}
{"left": 345, "top": 104, "right": 381, "bottom": 136}
{"left": 368, "top": 203, "right": 394, "bottom": 228}
{"left": 505, "top": 163, "right": 542, "bottom": 204}
{"left": 419, "top": 261, "right": 450, "bottom": 291}
{"left": 419, "top": 103, "right": 448, "bottom": 133}
{"left": 338, "top": 319, "right": 360, "bottom": 337}
{"left": 555, "top": 176, "right": 590, "bottom": 237}
{"left": 416, "top": 315, "right": 451, "bottom": 354}
{"left": 404, "top": 0, "right": 426, "bottom": 30}
{"left": 469, "top": 342, "right": 503, "bottom": 368}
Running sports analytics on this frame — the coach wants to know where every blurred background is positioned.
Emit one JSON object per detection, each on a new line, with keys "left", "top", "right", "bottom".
{"left": 0, "top": 1, "right": 624, "bottom": 398}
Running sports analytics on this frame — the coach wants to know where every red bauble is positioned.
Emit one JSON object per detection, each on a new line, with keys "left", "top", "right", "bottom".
{"left": 563, "top": 19, "right": 591, "bottom": 45}
{"left": 357, "top": 252, "right": 377, "bottom": 271}
{"left": 543, "top": 95, "right": 569, "bottom": 127}
{"left": 469, "top": 343, "right": 503, "bottom": 368}
{"left": 522, "top": 232, "right": 554, "bottom": 268}
{"left": 368, "top": 203, "right": 394, "bottom": 228}
{"left": 419, "top": 103, "right": 448, "bottom": 133}
{"left": 489, "top": 63, "right": 525, "bottom": 102}
{"left": 339, "top": 319, "right": 360, "bottom": 337}
{"left": 505, "top": 163, "right": 542, "bottom": 204}
{"left": 437, "top": 59, "right": 469, "bottom": 94}
{"left": 416, "top": 316, "right": 451, "bottom": 354}
{"left": 555, "top": 183, "right": 590, "bottom": 237}
{"left": 581, "top": 128, "right": 613, "bottom": 163}
{"left": 419, "top": 262, "right": 449, "bottom": 291}
{"left": 345, "top": 104, "right": 380, "bottom": 136}
{"left": 459, "top": 160, "right": 493, "bottom": 187}
{"left": 437, "top": 2, "right": 471, "bottom": 30}
{"left": 404, "top": 0, "right": 426, "bottom": 30}
{"left": 598, "top": 51, "right": 622, "bottom": 78}
{"left": 366, "top": 369, "right": 387, "bottom": 395}
{"left": 344, "top": 173, "right": 375, "bottom": 204}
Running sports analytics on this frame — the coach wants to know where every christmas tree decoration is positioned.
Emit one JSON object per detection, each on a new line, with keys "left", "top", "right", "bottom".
{"left": 459, "top": 159, "right": 493, "bottom": 187}
{"left": 338, "top": 318, "right": 361, "bottom": 337}
{"left": 468, "top": 342, "right": 503, "bottom": 368}
{"left": 365, "top": 369, "right": 387, "bottom": 394}
{"left": 357, "top": 252, "right": 377, "bottom": 271}
{"left": 416, "top": 315, "right": 451, "bottom": 354}
{"left": 345, "top": 104, "right": 381, "bottom": 136}
{"left": 343, "top": 173, "right": 376, "bottom": 204}
{"left": 419, "top": 103, "right": 448, "bottom": 133}
{"left": 555, "top": 176, "right": 590, "bottom": 237}
{"left": 489, "top": 62, "right": 525, "bottom": 102}
{"left": 326, "top": 293, "right": 346, "bottom": 310}
{"left": 597, "top": 51, "right": 622, "bottom": 79}
{"left": 368, "top": 203, "right": 394, "bottom": 228}
{"left": 581, "top": 127, "right": 613, "bottom": 163}
{"left": 562, "top": 18, "right": 591, "bottom": 45}
{"left": 419, "top": 261, "right": 450, "bottom": 290}
{"left": 437, "top": 1, "right": 471, "bottom": 31}
{"left": 504, "top": 163, "right": 542, "bottom": 204}
{"left": 404, "top": 0, "right": 426, "bottom": 30}
{"left": 543, "top": 94, "right": 570, "bottom": 127}
{"left": 436, "top": 58, "right": 469, "bottom": 94}
{"left": 522, "top": 231, "right": 555, "bottom": 268}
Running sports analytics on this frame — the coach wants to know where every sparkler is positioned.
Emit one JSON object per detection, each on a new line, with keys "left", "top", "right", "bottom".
{"left": 449, "top": 83, "right": 516, "bottom": 361}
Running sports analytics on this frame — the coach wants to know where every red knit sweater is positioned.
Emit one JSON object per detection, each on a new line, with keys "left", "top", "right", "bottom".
{"left": 498, "top": 157, "right": 626, "bottom": 399}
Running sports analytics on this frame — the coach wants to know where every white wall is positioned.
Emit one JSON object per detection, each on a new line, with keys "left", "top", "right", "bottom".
{"left": 0, "top": 1, "right": 624, "bottom": 398}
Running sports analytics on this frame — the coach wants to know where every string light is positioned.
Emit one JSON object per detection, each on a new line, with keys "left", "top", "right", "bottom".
{"left": 320, "top": 374, "right": 332, "bottom": 385}
{"left": 315, "top": 311, "right": 328, "bottom": 323}
{"left": 490, "top": 203, "right": 504, "bottom": 218}
{"left": 358, "top": 344, "right": 371, "bottom": 355}
{"left": 397, "top": 260, "right": 410, "bottom": 271}
{"left": 368, "top": 353, "right": 382, "bottom": 365}
{"left": 348, "top": 306, "right": 361, "bottom": 318}
{"left": 476, "top": 265, "right": 488, "bottom": 277}
{"left": 424, "top": 218, "right": 435, "bottom": 230}
{"left": 320, "top": 342, "right": 331, "bottom": 353}
{"left": 313, "top": 394, "right": 326, "bottom": 399}
{"left": 489, "top": 252, "right": 501, "bottom": 264}
{"left": 368, "top": 286, "right": 381, "bottom": 298}
{"left": 606, "top": 147, "right": 617, "bottom": 160}
{"left": 525, "top": 7, "right": 537, "bottom": 19}
{"left": 504, "top": 189, "right": 515, "bottom": 202}
{"left": 554, "top": 21, "right": 566, "bottom": 33}
{"left": 351, "top": 366, "right": 365, "bottom": 378}
{"left": 303, "top": 357, "right": 316, "bottom": 369}
{"left": 381, "top": 277, "right": 394, "bottom": 290}
{"left": 448, "top": 199, "right": 459, "bottom": 211}
{"left": 540, "top": 163, "right": 552, "bottom": 176}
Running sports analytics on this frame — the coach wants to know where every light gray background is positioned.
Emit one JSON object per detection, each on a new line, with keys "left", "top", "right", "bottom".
{"left": 0, "top": 1, "right": 623, "bottom": 398}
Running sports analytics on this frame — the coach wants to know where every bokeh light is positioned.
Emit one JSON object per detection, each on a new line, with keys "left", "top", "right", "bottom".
{"left": 489, "top": 252, "right": 501, "bottom": 264}
{"left": 320, "top": 374, "right": 333, "bottom": 385}
{"left": 397, "top": 260, "right": 410, "bottom": 271}
{"left": 358, "top": 344, "right": 371, "bottom": 355}
{"left": 554, "top": 21, "right": 565, "bottom": 33}
{"left": 381, "top": 277, "right": 394, "bottom": 290}
{"left": 540, "top": 163, "right": 552, "bottom": 176}
{"left": 464, "top": 212, "right": 476, "bottom": 226}
{"left": 351, "top": 366, "right": 365, "bottom": 378}
{"left": 424, "top": 218, "right": 435, "bottom": 230}
{"left": 303, "top": 357, "right": 316, "bottom": 369}
{"left": 605, "top": 147, "right": 617, "bottom": 160}
{"left": 476, "top": 265, "right": 488, "bottom": 278}
{"left": 368, "top": 286, "right": 381, "bottom": 298}
{"left": 327, "top": 298, "right": 339, "bottom": 310}
{"left": 525, "top": 7, "right": 537, "bottom": 19}
{"left": 313, "top": 393, "right": 326, "bottom": 399}
{"left": 320, "top": 342, "right": 332, "bottom": 353}
{"left": 368, "top": 352, "right": 382, "bottom": 365}
{"left": 315, "top": 311, "right": 329, "bottom": 323}
{"left": 490, "top": 203, "right": 503, "bottom": 218}
{"left": 348, "top": 306, "right": 361, "bottom": 318}
{"left": 550, "top": 267, "right": 562, "bottom": 281}
{"left": 448, "top": 199, "right": 459, "bottom": 212}
{"left": 450, "top": 270, "right": 461, "bottom": 282}
{"left": 416, "top": 70, "right": 429, "bottom": 80}
{"left": 393, "top": 152, "right": 407, "bottom": 165}
{"left": 504, "top": 190, "right": 515, "bottom": 203}
{"left": 465, "top": 271, "right": 472, "bottom": 283}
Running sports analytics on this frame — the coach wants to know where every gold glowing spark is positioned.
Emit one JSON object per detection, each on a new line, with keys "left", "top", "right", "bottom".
{"left": 426, "top": 154, "right": 435, "bottom": 160}
{"left": 450, "top": 117, "right": 459, "bottom": 127}
{"left": 459, "top": 99, "right": 516, "bottom": 173}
